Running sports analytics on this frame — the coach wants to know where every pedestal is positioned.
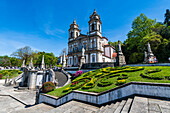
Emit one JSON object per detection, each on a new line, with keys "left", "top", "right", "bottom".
{"left": 28, "top": 70, "right": 37, "bottom": 90}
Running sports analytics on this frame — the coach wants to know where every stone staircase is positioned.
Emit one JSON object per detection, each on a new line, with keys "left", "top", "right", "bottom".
{"left": 44, "top": 96, "right": 170, "bottom": 113}
{"left": 12, "top": 103, "right": 54, "bottom": 113}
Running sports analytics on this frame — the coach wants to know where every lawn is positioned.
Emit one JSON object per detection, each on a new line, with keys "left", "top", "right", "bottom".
{"left": 0, "top": 70, "right": 22, "bottom": 79}
{"left": 47, "top": 66, "right": 170, "bottom": 97}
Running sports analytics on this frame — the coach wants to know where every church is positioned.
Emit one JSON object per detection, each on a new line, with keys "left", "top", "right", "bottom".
{"left": 67, "top": 10, "right": 117, "bottom": 67}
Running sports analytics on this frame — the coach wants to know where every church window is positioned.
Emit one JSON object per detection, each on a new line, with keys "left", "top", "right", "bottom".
{"left": 76, "top": 32, "right": 78, "bottom": 37}
{"left": 99, "top": 25, "right": 100, "bottom": 31}
{"left": 71, "top": 32, "right": 74, "bottom": 38}
{"left": 92, "top": 23, "right": 94, "bottom": 30}
{"left": 92, "top": 55, "right": 95, "bottom": 63}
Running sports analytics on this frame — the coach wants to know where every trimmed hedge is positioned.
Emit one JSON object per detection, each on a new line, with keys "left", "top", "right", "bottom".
{"left": 140, "top": 73, "right": 164, "bottom": 80}
{"left": 42, "top": 81, "right": 55, "bottom": 93}
{"left": 117, "top": 74, "right": 128, "bottom": 80}
{"left": 116, "top": 79, "right": 126, "bottom": 85}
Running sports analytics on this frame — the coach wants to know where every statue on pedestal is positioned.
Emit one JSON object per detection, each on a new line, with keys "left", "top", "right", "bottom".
{"left": 117, "top": 40, "right": 126, "bottom": 66}
{"left": 80, "top": 47, "right": 86, "bottom": 67}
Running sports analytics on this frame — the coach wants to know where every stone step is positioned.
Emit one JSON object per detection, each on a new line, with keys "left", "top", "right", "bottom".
{"left": 13, "top": 103, "right": 54, "bottom": 113}
{"left": 46, "top": 100, "right": 99, "bottom": 113}
{"left": 129, "top": 96, "right": 148, "bottom": 113}
{"left": 103, "top": 103, "right": 116, "bottom": 113}
{"left": 121, "top": 98, "right": 133, "bottom": 113}
{"left": 97, "top": 105, "right": 110, "bottom": 113}
{"left": 114, "top": 100, "right": 126, "bottom": 113}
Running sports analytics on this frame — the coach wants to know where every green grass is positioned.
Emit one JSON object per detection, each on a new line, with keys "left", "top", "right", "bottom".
{"left": 0, "top": 70, "right": 22, "bottom": 79}
{"left": 47, "top": 66, "right": 170, "bottom": 97}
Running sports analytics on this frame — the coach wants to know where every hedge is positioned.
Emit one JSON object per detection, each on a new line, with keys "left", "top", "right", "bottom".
{"left": 42, "top": 81, "right": 55, "bottom": 93}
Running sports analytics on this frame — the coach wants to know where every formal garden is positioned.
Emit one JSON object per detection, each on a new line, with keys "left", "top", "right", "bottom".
{"left": 0, "top": 70, "right": 22, "bottom": 79}
{"left": 46, "top": 66, "right": 170, "bottom": 97}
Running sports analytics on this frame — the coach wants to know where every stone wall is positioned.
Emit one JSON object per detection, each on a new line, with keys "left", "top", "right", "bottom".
{"left": 39, "top": 82, "right": 170, "bottom": 106}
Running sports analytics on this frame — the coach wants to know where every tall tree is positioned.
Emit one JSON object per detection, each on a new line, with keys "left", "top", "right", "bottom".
{"left": 124, "top": 13, "right": 156, "bottom": 63}
{"left": 164, "top": 9, "right": 170, "bottom": 26}
{"left": 11, "top": 46, "right": 34, "bottom": 65}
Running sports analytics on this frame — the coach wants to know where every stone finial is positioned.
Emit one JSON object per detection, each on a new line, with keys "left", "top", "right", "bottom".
{"left": 62, "top": 51, "right": 66, "bottom": 68}
{"left": 29, "top": 58, "right": 34, "bottom": 69}
{"left": 41, "top": 55, "right": 45, "bottom": 69}
{"left": 21, "top": 60, "right": 26, "bottom": 67}
{"left": 73, "top": 19, "right": 76, "bottom": 24}
{"left": 93, "top": 9, "right": 97, "bottom": 14}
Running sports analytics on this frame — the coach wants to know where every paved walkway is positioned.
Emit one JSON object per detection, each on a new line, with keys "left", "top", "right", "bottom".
{"left": 0, "top": 81, "right": 54, "bottom": 113}
{"left": 55, "top": 71, "right": 67, "bottom": 87}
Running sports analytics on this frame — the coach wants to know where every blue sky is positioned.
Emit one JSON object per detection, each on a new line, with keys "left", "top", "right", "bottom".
{"left": 0, "top": 0, "right": 169, "bottom": 56}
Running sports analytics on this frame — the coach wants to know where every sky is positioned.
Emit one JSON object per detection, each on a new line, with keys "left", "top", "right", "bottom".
{"left": 0, "top": 0, "right": 169, "bottom": 57}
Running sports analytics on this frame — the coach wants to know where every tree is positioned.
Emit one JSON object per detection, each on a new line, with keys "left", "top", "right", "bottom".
{"left": 0, "top": 56, "right": 11, "bottom": 67}
{"left": 35, "top": 52, "right": 58, "bottom": 68}
{"left": 10, "top": 57, "right": 22, "bottom": 67}
{"left": 11, "top": 46, "right": 34, "bottom": 65}
{"left": 124, "top": 13, "right": 156, "bottom": 63}
{"left": 164, "top": 9, "right": 170, "bottom": 26}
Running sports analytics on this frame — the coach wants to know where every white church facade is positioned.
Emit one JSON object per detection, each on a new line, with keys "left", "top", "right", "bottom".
{"left": 67, "top": 10, "right": 116, "bottom": 67}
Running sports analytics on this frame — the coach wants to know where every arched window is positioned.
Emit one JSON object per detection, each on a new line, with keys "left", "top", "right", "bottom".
{"left": 71, "top": 32, "right": 74, "bottom": 38}
{"left": 92, "top": 55, "right": 95, "bottom": 63}
{"left": 98, "top": 25, "right": 100, "bottom": 31}
{"left": 76, "top": 32, "right": 78, "bottom": 37}
{"left": 92, "top": 23, "right": 94, "bottom": 31}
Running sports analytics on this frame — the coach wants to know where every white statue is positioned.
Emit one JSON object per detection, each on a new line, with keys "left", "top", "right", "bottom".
{"left": 147, "top": 42, "right": 152, "bottom": 53}
{"left": 118, "top": 40, "right": 122, "bottom": 52}
{"left": 82, "top": 47, "right": 85, "bottom": 57}
{"left": 144, "top": 51, "right": 147, "bottom": 58}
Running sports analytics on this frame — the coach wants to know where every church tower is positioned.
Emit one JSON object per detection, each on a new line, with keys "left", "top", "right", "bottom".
{"left": 69, "top": 19, "right": 80, "bottom": 41}
{"left": 88, "top": 9, "right": 102, "bottom": 37}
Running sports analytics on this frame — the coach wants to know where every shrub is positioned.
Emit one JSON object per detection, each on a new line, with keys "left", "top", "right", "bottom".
{"left": 63, "top": 87, "right": 72, "bottom": 92}
{"left": 42, "top": 81, "right": 55, "bottom": 93}
{"left": 18, "top": 71, "right": 22, "bottom": 74}
{"left": 82, "top": 78, "right": 95, "bottom": 89}
{"left": 140, "top": 73, "right": 164, "bottom": 80}
{"left": 116, "top": 79, "right": 126, "bottom": 85}
{"left": 98, "top": 77, "right": 113, "bottom": 87}
{"left": 0, "top": 73, "right": 3, "bottom": 79}
{"left": 117, "top": 74, "right": 128, "bottom": 80}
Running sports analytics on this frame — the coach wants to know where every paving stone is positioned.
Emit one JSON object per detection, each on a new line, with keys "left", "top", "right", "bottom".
{"left": 148, "top": 103, "right": 161, "bottom": 112}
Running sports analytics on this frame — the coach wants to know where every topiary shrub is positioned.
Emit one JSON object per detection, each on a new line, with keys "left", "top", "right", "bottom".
{"left": 0, "top": 73, "right": 3, "bottom": 79}
{"left": 42, "top": 81, "right": 55, "bottom": 93}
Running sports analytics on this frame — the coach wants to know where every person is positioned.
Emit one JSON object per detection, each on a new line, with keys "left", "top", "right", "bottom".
{"left": 154, "top": 57, "right": 158, "bottom": 63}
{"left": 169, "top": 57, "right": 170, "bottom": 62}
{"left": 149, "top": 57, "right": 152, "bottom": 63}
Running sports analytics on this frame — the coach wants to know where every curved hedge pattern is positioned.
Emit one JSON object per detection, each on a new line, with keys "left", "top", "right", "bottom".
{"left": 62, "top": 66, "right": 145, "bottom": 93}
{"left": 140, "top": 68, "right": 164, "bottom": 80}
